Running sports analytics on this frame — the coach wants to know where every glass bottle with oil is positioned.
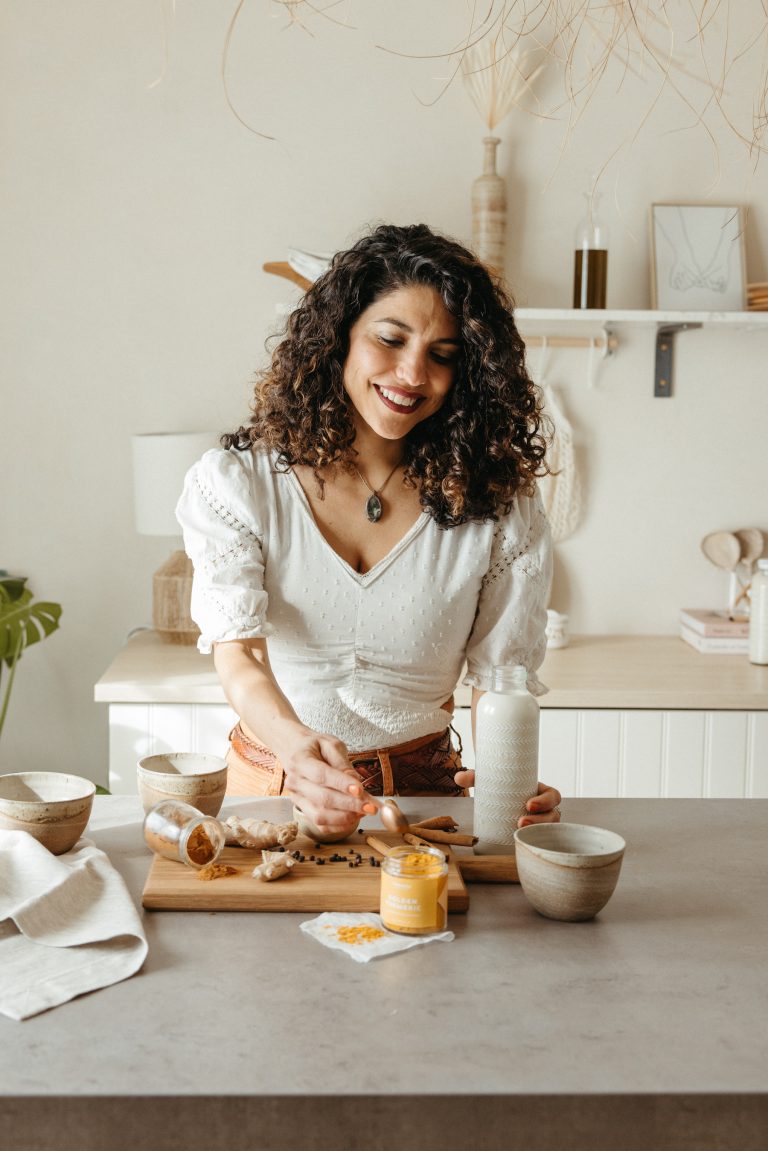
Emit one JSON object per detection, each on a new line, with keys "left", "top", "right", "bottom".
{"left": 573, "top": 191, "right": 608, "bottom": 309}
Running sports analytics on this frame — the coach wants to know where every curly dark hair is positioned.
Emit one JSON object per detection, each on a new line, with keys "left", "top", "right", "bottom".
{"left": 223, "top": 222, "right": 549, "bottom": 527}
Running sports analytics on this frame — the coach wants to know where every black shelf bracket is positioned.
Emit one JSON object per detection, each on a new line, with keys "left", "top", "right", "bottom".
{"left": 654, "top": 322, "right": 703, "bottom": 397}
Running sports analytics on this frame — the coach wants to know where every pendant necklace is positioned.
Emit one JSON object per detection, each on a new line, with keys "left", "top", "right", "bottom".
{"left": 353, "top": 459, "right": 402, "bottom": 524}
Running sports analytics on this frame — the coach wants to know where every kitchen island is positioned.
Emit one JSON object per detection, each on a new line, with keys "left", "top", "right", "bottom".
{"left": 2, "top": 795, "right": 766, "bottom": 1150}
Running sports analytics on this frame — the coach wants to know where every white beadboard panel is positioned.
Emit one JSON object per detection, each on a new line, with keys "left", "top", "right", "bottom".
{"left": 663, "top": 712, "right": 706, "bottom": 798}
{"left": 539, "top": 709, "right": 579, "bottom": 798}
{"left": 705, "top": 712, "right": 748, "bottom": 798}
{"left": 194, "top": 704, "right": 238, "bottom": 758}
{"left": 108, "top": 703, "right": 151, "bottom": 794}
{"left": 620, "top": 712, "right": 664, "bottom": 798}
{"left": 578, "top": 710, "right": 622, "bottom": 796}
{"left": 147, "top": 704, "right": 195, "bottom": 760}
{"left": 106, "top": 703, "right": 767, "bottom": 798}
{"left": 747, "top": 712, "right": 768, "bottom": 797}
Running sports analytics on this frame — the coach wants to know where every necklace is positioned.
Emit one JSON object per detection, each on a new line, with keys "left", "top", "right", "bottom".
{"left": 353, "top": 459, "right": 402, "bottom": 523}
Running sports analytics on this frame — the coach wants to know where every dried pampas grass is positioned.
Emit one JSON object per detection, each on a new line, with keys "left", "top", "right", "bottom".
{"left": 381, "top": 1, "right": 768, "bottom": 169}
{"left": 461, "top": 36, "right": 545, "bottom": 131}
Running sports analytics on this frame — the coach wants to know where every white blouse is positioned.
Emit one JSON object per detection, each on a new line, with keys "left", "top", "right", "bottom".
{"left": 176, "top": 447, "right": 552, "bottom": 752}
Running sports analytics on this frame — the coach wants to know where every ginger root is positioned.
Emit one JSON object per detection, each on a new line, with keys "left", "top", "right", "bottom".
{"left": 223, "top": 816, "right": 298, "bottom": 849}
{"left": 252, "top": 850, "right": 297, "bottom": 882}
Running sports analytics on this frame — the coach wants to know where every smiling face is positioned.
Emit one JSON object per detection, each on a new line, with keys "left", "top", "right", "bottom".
{"left": 341, "top": 284, "right": 460, "bottom": 444}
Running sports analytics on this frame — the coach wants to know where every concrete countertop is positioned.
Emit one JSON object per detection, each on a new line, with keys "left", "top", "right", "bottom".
{"left": 3, "top": 795, "right": 767, "bottom": 1151}
{"left": 95, "top": 630, "right": 768, "bottom": 710}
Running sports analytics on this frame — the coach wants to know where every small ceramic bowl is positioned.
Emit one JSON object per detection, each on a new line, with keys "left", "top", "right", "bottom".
{"left": 293, "top": 804, "right": 358, "bottom": 844}
{"left": 514, "top": 822, "right": 626, "bottom": 922}
{"left": 137, "top": 753, "right": 227, "bottom": 816}
{"left": 0, "top": 771, "right": 96, "bottom": 855}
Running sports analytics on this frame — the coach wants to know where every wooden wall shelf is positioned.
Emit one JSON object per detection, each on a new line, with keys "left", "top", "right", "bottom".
{"left": 514, "top": 308, "right": 768, "bottom": 392}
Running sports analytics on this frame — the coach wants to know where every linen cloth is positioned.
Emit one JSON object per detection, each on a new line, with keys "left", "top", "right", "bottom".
{"left": 0, "top": 831, "right": 148, "bottom": 1021}
{"left": 176, "top": 447, "right": 552, "bottom": 752}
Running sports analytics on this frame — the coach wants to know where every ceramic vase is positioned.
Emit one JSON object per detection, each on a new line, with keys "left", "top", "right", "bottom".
{"left": 471, "top": 136, "right": 507, "bottom": 278}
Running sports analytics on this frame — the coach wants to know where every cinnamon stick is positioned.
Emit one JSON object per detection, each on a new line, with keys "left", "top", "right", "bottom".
{"left": 404, "top": 832, "right": 438, "bottom": 850}
{"left": 365, "top": 835, "right": 393, "bottom": 857}
{"left": 411, "top": 815, "right": 459, "bottom": 832}
{"left": 409, "top": 826, "right": 477, "bottom": 847}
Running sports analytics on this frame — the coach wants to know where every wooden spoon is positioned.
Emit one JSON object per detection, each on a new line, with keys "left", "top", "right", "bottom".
{"left": 730, "top": 528, "right": 766, "bottom": 617}
{"left": 734, "top": 528, "right": 765, "bottom": 572}
{"left": 700, "top": 531, "right": 741, "bottom": 571}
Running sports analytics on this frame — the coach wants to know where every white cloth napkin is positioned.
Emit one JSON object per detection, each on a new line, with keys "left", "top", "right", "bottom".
{"left": 0, "top": 831, "right": 148, "bottom": 1021}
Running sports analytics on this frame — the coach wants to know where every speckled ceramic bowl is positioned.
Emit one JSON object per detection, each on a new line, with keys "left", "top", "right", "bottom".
{"left": 514, "top": 822, "right": 626, "bottom": 921}
{"left": 137, "top": 753, "right": 227, "bottom": 816}
{"left": 292, "top": 805, "right": 359, "bottom": 844}
{"left": 0, "top": 771, "right": 96, "bottom": 855}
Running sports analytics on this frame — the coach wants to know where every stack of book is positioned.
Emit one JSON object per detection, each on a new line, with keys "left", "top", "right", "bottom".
{"left": 679, "top": 608, "right": 749, "bottom": 654}
{"left": 747, "top": 282, "right": 768, "bottom": 311}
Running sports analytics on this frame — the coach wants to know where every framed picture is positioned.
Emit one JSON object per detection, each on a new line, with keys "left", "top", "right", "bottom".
{"left": 650, "top": 203, "right": 747, "bottom": 311}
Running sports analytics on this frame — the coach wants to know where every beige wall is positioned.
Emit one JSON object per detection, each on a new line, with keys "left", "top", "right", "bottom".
{"left": 2, "top": 2, "right": 767, "bottom": 784}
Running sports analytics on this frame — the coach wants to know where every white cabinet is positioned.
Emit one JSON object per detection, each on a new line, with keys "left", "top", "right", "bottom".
{"left": 96, "top": 632, "right": 768, "bottom": 798}
{"left": 453, "top": 706, "right": 768, "bottom": 798}
{"left": 105, "top": 702, "right": 237, "bottom": 794}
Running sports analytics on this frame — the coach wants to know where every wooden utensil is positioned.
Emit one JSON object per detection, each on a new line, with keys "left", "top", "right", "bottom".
{"left": 734, "top": 528, "right": 765, "bottom": 571}
{"left": 731, "top": 528, "right": 766, "bottom": 617}
{"left": 700, "top": 531, "right": 741, "bottom": 571}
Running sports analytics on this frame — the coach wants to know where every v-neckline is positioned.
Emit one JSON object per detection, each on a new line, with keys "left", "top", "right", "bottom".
{"left": 284, "top": 469, "right": 430, "bottom": 584}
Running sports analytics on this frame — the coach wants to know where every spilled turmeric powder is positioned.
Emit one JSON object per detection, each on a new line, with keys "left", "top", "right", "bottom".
{"left": 335, "top": 924, "right": 386, "bottom": 945}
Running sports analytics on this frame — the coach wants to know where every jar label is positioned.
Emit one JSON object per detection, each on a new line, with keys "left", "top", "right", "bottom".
{"left": 380, "top": 872, "right": 448, "bottom": 935}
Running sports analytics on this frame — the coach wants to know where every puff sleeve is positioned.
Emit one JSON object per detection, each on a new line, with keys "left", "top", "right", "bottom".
{"left": 462, "top": 489, "right": 552, "bottom": 696}
{"left": 175, "top": 448, "right": 274, "bottom": 654}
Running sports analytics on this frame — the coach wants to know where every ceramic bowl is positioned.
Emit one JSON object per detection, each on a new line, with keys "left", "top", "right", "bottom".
{"left": 514, "top": 822, "right": 626, "bottom": 922}
{"left": 137, "top": 753, "right": 227, "bottom": 816}
{"left": 0, "top": 771, "right": 96, "bottom": 855}
{"left": 292, "top": 804, "right": 358, "bottom": 844}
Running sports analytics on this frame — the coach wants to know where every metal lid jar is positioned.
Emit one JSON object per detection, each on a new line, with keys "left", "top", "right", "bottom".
{"left": 380, "top": 845, "right": 448, "bottom": 935}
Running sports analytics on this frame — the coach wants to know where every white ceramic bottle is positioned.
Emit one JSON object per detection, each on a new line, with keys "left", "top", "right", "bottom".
{"left": 749, "top": 558, "right": 768, "bottom": 665}
{"left": 473, "top": 664, "right": 539, "bottom": 855}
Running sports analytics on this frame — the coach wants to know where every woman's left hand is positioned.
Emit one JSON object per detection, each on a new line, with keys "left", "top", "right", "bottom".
{"left": 518, "top": 782, "right": 562, "bottom": 827}
{"left": 453, "top": 772, "right": 561, "bottom": 826}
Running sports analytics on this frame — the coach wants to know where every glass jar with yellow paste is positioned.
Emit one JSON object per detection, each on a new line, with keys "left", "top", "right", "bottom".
{"left": 380, "top": 845, "right": 448, "bottom": 935}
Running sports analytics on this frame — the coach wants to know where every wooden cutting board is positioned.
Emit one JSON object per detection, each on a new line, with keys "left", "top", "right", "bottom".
{"left": 142, "top": 830, "right": 470, "bottom": 913}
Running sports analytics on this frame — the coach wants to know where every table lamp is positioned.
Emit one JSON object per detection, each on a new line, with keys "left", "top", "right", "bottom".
{"left": 132, "top": 431, "right": 216, "bottom": 644}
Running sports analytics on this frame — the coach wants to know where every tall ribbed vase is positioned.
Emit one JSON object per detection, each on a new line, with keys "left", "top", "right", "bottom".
{"left": 471, "top": 136, "right": 507, "bottom": 278}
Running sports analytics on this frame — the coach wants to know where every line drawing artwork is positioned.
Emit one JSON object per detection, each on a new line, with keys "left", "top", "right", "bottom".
{"left": 652, "top": 205, "right": 745, "bottom": 310}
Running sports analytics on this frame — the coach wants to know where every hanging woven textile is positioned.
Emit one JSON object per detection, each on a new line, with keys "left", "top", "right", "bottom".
{"left": 538, "top": 381, "right": 582, "bottom": 543}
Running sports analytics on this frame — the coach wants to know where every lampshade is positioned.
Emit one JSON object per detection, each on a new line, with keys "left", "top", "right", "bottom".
{"left": 132, "top": 432, "right": 216, "bottom": 537}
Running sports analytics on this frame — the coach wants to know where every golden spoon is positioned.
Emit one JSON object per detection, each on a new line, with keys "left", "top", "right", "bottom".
{"left": 360, "top": 792, "right": 410, "bottom": 835}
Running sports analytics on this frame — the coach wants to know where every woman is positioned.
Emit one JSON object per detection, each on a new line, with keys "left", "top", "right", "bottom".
{"left": 177, "top": 223, "right": 561, "bottom": 836}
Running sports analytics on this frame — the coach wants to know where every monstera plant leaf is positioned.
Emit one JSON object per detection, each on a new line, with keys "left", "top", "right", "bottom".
{"left": 0, "top": 574, "right": 62, "bottom": 737}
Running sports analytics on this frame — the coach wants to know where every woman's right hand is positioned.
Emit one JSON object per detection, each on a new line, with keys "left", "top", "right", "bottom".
{"left": 213, "top": 641, "right": 370, "bottom": 834}
{"left": 276, "top": 726, "right": 369, "bottom": 835}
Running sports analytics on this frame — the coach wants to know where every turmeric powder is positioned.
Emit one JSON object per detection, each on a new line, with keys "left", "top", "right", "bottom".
{"left": 335, "top": 924, "right": 386, "bottom": 945}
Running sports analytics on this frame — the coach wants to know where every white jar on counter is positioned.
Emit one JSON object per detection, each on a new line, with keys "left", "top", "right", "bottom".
{"left": 546, "top": 609, "right": 570, "bottom": 648}
{"left": 749, "top": 558, "right": 768, "bottom": 665}
{"left": 473, "top": 664, "right": 539, "bottom": 855}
